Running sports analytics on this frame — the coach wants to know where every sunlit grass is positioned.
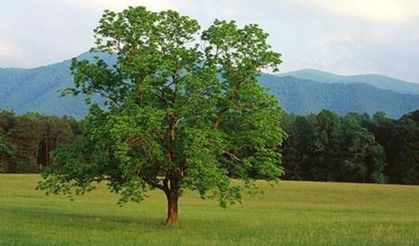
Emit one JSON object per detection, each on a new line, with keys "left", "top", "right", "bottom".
{"left": 1, "top": 174, "right": 419, "bottom": 245}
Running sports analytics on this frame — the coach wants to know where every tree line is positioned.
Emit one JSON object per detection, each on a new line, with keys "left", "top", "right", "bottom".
{"left": 1, "top": 108, "right": 418, "bottom": 185}
{"left": 0, "top": 110, "right": 77, "bottom": 173}
{"left": 281, "top": 110, "right": 419, "bottom": 184}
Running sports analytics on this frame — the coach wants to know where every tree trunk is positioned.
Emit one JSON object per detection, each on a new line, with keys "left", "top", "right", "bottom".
{"left": 166, "top": 192, "right": 179, "bottom": 226}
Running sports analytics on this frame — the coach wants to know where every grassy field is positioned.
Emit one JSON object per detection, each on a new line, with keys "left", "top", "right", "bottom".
{"left": 1, "top": 175, "right": 419, "bottom": 245}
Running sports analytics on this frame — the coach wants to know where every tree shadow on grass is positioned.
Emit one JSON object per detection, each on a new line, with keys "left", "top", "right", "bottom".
{"left": 2, "top": 202, "right": 243, "bottom": 232}
{"left": 2, "top": 205, "right": 166, "bottom": 231}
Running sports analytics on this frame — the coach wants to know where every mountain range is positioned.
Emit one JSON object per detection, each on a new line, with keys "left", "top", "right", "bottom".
{"left": 0, "top": 53, "right": 418, "bottom": 118}
{"left": 261, "top": 75, "right": 419, "bottom": 117}
{"left": 279, "top": 69, "right": 419, "bottom": 95}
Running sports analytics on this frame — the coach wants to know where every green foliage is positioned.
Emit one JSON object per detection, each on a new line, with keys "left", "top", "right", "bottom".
{"left": 310, "top": 110, "right": 343, "bottom": 180}
{"left": 340, "top": 116, "right": 387, "bottom": 183}
{"left": 0, "top": 110, "right": 75, "bottom": 173}
{"left": 386, "top": 119, "right": 419, "bottom": 184}
{"left": 38, "top": 6, "right": 285, "bottom": 220}
{"left": 367, "top": 111, "right": 419, "bottom": 184}
{"left": 0, "top": 132, "right": 14, "bottom": 173}
{"left": 281, "top": 111, "right": 388, "bottom": 183}
{"left": 0, "top": 132, "right": 14, "bottom": 156}
{"left": 281, "top": 109, "right": 419, "bottom": 185}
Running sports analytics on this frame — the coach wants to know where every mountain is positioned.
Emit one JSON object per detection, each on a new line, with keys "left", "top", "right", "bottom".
{"left": 0, "top": 54, "right": 419, "bottom": 118}
{"left": 0, "top": 52, "right": 114, "bottom": 118}
{"left": 280, "top": 69, "right": 419, "bottom": 95}
{"left": 0, "top": 59, "right": 88, "bottom": 118}
{"left": 260, "top": 75, "right": 419, "bottom": 118}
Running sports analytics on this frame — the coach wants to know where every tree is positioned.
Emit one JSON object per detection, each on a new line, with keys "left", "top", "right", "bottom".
{"left": 310, "top": 110, "right": 343, "bottom": 181}
{"left": 0, "top": 110, "right": 17, "bottom": 133}
{"left": 0, "top": 131, "right": 15, "bottom": 173}
{"left": 37, "top": 116, "right": 74, "bottom": 168}
{"left": 38, "top": 6, "right": 285, "bottom": 226}
{"left": 0, "top": 110, "right": 16, "bottom": 172}
{"left": 400, "top": 110, "right": 419, "bottom": 126}
{"left": 339, "top": 115, "right": 387, "bottom": 183}
{"left": 368, "top": 112, "right": 395, "bottom": 150}
{"left": 281, "top": 114, "right": 315, "bottom": 180}
{"left": 386, "top": 119, "right": 419, "bottom": 184}
{"left": 2, "top": 113, "right": 74, "bottom": 172}
{"left": 7, "top": 113, "right": 44, "bottom": 171}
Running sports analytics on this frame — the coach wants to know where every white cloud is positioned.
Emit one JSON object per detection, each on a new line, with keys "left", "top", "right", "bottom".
{"left": 0, "top": 41, "right": 22, "bottom": 57}
{"left": 61, "top": 0, "right": 177, "bottom": 12}
{"left": 1, "top": 0, "right": 419, "bottom": 81}
{"left": 0, "top": 20, "right": 7, "bottom": 29}
{"left": 289, "top": 0, "right": 419, "bottom": 23}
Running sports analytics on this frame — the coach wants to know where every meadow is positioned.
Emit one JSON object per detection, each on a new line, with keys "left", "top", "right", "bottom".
{"left": 1, "top": 174, "right": 419, "bottom": 245}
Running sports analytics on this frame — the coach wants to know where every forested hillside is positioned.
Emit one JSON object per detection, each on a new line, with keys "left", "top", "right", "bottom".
{"left": 261, "top": 75, "right": 419, "bottom": 118}
{"left": 1, "top": 109, "right": 418, "bottom": 185}
{"left": 280, "top": 68, "right": 419, "bottom": 95}
{"left": 0, "top": 60, "right": 87, "bottom": 117}
{"left": 0, "top": 52, "right": 113, "bottom": 118}
{"left": 1, "top": 53, "right": 419, "bottom": 118}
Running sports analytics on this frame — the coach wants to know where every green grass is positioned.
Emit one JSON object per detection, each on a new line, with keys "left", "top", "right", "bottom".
{"left": 1, "top": 175, "right": 419, "bottom": 245}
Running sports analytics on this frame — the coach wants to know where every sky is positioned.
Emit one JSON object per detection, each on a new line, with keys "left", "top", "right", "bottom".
{"left": 0, "top": 0, "right": 419, "bottom": 82}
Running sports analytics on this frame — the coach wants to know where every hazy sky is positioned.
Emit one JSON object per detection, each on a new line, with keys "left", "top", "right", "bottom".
{"left": 1, "top": 0, "right": 419, "bottom": 82}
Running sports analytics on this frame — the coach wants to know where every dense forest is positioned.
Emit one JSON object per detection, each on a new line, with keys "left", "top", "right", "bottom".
{"left": 0, "top": 111, "right": 77, "bottom": 173}
{"left": 1, "top": 109, "right": 418, "bottom": 185}
{"left": 281, "top": 110, "right": 419, "bottom": 184}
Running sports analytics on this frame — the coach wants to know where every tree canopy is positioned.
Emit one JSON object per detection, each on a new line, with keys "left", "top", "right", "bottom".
{"left": 38, "top": 6, "right": 285, "bottom": 225}
{"left": 0, "top": 110, "right": 75, "bottom": 173}
{"left": 280, "top": 110, "right": 405, "bottom": 184}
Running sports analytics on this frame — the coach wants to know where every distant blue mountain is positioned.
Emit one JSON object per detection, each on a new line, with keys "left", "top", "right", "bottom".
{"left": 280, "top": 69, "right": 419, "bottom": 95}
{"left": 0, "top": 59, "right": 87, "bottom": 118}
{"left": 0, "top": 54, "right": 418, "bottom": 118}
{"left": 260, "top": 74, "right": 419, "bottom": 118}
{"left": 0, "top": 52, "right": 113, "bottom": 118}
